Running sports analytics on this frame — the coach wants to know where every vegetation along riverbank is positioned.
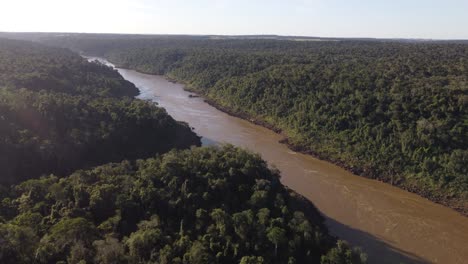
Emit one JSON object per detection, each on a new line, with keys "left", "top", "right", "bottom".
{"left": 35, "top": 35, "right": 467, "bottom": 215}
{"left": 0, "top": 37, "right": 366, "bottom": 263}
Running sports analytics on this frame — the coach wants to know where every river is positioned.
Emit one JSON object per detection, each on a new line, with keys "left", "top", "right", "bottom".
{"left": 89, "top": 57, "right": 468, "bottom": 264}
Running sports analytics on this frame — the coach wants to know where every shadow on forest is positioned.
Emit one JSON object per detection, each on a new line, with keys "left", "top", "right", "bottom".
{"left": 324, "top": 216, "right": 430, "bottom": 264}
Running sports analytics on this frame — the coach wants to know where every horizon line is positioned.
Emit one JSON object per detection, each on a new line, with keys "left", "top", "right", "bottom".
{"left": 1, "top": 31, "right": 467, "bottom": 42}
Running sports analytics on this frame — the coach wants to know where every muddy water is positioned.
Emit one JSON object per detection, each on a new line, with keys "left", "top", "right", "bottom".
{"left": 91, "top": 58, "right": 468, "bottom": 264}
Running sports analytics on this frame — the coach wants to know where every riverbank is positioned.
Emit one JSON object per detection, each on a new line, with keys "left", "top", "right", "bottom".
{"left": 159, "top": 75, "right": 467, "bottom": 217}
{"left": 207, "top": 94, "right": 467, "bottom": 216}
{"left": 104, "top": 60, "right": 468, "bottom": 263}
{"left": 103, "top": 57, "right": 467, "bottom": 216}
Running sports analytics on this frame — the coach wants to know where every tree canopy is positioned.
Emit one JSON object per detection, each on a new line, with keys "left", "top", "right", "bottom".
{"left": 0, "top": 36, "right": 367, "bottom": 263}
{"left": 40, "top": 35, "right": 467, "bottom": 213}
{"left": 0, "top": 38, "right": 200, "bottom": 185}
{"left": 0, "top": 145, "right": 366, "bottom": 264}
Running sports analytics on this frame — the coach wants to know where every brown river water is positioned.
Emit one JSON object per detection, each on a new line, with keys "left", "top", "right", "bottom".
{"left": 90, "top": 57, "right": 468, "bottom": 264}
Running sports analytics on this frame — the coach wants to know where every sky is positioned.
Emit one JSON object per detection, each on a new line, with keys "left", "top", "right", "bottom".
{"left": 0, "top": 0, "right": 467, "bottom": 39}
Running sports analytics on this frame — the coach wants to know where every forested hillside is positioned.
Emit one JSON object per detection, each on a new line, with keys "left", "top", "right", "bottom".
{"left": 0, "top": 38, "right": 200, "bottom": 185}
{"left": 0, "top": 38, "right": 138, "bottom": 97}
{"left": 0, "top": 37, "right": 368, "bottom": 263}
{"left": 37, "top": 35, "right": 467, "bottom": 213}
{"left": 0, "top": 146, "right": 366, "bottom": 264}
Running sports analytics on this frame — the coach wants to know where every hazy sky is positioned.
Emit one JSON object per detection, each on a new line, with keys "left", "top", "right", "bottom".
{"left": 0, "top": 0, "right": 467, "bottom": 39}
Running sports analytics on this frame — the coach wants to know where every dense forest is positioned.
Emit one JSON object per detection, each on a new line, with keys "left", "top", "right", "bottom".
{"left": 0, "top": 146, "right": 366, "bottom": 263}
{"left": 30, "top": 34, "right": 467, "bottom": 213}
{"left": 0, "top": 37, "right": 366, "bottom": 263}
{"left": 0, "top": 38, "right": 200, "bottom": 185}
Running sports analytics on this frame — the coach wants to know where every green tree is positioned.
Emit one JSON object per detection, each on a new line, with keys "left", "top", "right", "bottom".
{"left": 267, "top": 227, "right": 286, "bottom": 257}
{"left": 321, "top": 240, "right": 367, "bottom": 264}
{"left": 0, "top": 224, "right": 38, "bottom": 264}
{"left": 184, "top": 241, "right": 214, "bottom": 264}
{"left": 93, "top": 236, "right": 128, "bottom": 264}
{"left": 36, "top": 218, "right": 97, "bottom": 263}
{"left": 126, "top": 217, "right": 162, "bottom": 262}
{"left": 240, "top": 256, "right": 265, "bottom": 264}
